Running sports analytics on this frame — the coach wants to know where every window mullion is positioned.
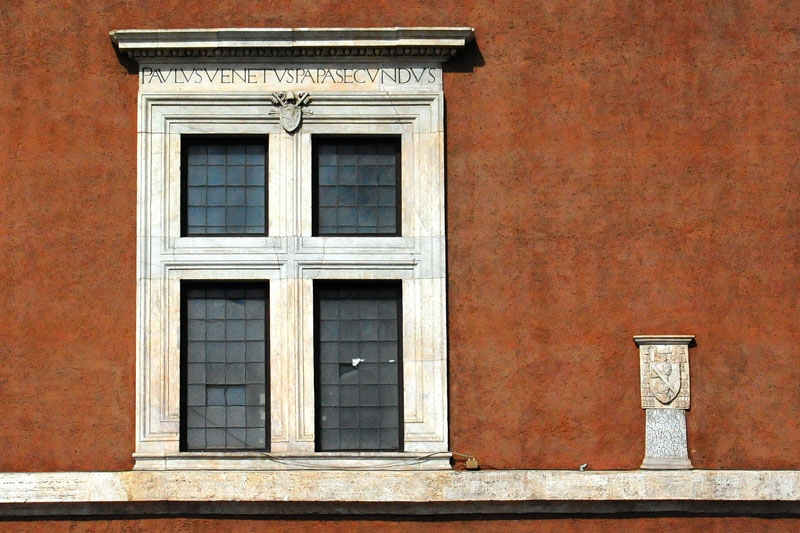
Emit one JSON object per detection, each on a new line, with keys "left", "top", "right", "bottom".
{"left": 269, "top": 277, "right": 315, "bottom": 453}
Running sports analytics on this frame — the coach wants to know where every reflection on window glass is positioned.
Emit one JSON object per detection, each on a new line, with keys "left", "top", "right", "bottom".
{"left": 183, "top": 283, "right": 268, "bottom": 450}
{"left": 315, "top": 281, "right": 402, "bottom": 451}
{"left": 314, "top": 138, "right": 399, "bottom": 235}
{"left": 183, "top": 138, "right": 267, "bottom": 235}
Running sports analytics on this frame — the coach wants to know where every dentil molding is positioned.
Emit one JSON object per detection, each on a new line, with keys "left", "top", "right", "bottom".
{"left": 110, "top": 27, "right": 475, "bottom": 63}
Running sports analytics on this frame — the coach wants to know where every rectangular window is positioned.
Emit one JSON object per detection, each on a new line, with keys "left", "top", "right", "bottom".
{"left": 181, "top": 282, "right": 269, "bottom": 451}
{"left": 313, "top": 137, "right": 400, "bottom": 236}
{"left": 315, "top": 281, "right": 402, "bottom": 451}
{"left": 182, "top": 136, "right": 267, "bottom": 236}
{"left": 123, "top": 25, "right": 470, "bottom": 471}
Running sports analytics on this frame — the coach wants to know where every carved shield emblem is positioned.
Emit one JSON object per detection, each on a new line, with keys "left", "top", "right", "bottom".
{"left": 279, "top": 104, "right": 302, "bottom": 133}
{"left": 271, "top": 91, "right": 310, "bottom": 133}
{"left": 649, "top": 361, "right": 681, "bottom": 405}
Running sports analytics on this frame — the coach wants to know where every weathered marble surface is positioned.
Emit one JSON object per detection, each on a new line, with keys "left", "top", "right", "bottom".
{"left": 0, "top": 470, "right": 798, "bottom": 516}
{"left": 642, "top": 409, "right": 692, "bottom": 470}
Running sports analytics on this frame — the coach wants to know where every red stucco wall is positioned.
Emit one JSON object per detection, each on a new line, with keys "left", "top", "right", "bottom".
{"left": 446, "top": 0, "right": 800, "bottom": 471}
{"left": 1, "top": 0, "right": 799, "bottom": 526}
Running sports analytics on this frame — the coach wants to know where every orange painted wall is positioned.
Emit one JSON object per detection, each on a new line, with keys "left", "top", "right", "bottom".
{"left": 1, "top": 0, "right": 799, "bottom": 524}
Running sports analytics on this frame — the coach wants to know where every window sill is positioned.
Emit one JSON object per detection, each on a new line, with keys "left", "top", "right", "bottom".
{"left": 132, "top": 451, "right": 452, "bottom": 470}
{"left": 0, "top": 470, "right": 798, "bottom": 516}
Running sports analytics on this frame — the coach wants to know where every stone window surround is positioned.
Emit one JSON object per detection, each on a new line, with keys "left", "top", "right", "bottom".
{"left": 116, "top": 28, "right": 474, "bottom": 471}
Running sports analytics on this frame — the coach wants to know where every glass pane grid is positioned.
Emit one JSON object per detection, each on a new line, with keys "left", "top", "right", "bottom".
{"left": 315, "top": 139, "right": 398, "bottom": 235}
{"left": 184, "top": 284, "right": 268, "bottom": 451}
{"left": 184, "top": 140, "right": 266, "bottom": 235}
{"left": 316, "top": 283, "right": 401, "bottom": 451}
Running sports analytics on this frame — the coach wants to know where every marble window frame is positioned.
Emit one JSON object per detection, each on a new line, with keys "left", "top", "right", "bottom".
{"left": 133, "top": 92, "right": 449, "bottom": 470}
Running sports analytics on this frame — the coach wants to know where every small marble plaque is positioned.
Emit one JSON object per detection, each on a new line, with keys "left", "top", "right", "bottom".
{"left": 641, "top": 409, "right": 692, "bottom": 470}
{"left": 634, "top": 335, "right": 695, "bottom": 470}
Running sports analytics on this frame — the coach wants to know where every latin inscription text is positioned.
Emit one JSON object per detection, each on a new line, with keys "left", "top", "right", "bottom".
{"left": 141, "top": 67, "right": 438, "bottom": 85}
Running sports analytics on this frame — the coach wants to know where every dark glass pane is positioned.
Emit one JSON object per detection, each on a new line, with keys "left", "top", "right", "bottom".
{"left": 315, "top": 282, "right": 402, "bottom": 451}
{"left": 182, "top": 283, "right": 269, "bottom": 451}
{"left": 183, "top": 138, "right": 267, "bottom": 235}
{"left": 314, "top": 138, "right": 399, "bottom": 235}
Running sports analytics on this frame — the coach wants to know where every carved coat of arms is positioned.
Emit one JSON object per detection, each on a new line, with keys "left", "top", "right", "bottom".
{"left": 637, "top": 337, "right": 692, "bottom": 410}
{"left": 649, "top": 360, "right": 681, "bottom": 405}
{"left": 270, "top": 91, "right": 310, "bottom": 133}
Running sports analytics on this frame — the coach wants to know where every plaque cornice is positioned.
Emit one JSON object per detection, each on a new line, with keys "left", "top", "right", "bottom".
{"left": 634, "top": 335, "right": 695, "bottom": 346}
{"left": 110, "top": 27, "right": 474, "bottom": 64}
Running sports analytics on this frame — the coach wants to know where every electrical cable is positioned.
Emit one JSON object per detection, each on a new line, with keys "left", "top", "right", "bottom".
{"left": 251, "top": 450, "right": 477, "bottom": 470}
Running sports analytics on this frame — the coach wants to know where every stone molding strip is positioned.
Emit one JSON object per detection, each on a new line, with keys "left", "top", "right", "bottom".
{"left": 0, "top": 470, "right": 798, "bottom": 516}
{"left": 110, "top": 28, "right": 475, "bottom": 63}
{"left": 633, "top": 335, "right": 695, "bottom": 346}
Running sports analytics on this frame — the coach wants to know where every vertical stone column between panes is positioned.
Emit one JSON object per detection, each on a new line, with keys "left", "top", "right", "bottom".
{"left": 298, "top": 133, "right": 313, "bottom": 238}
{"left": 298, "top": 278, "right": 316, "bottom": 447}
{"left": 269, "top": 130, "right": 296, "bottom": 238}
{"left": 268, "top": 277, "right": 290, "bottom": 451}
{"left": 270, "top": 127, "right": 310, "bottom": 453}
{"left": 270, "top": 277, "right": 316, "bottom": 453}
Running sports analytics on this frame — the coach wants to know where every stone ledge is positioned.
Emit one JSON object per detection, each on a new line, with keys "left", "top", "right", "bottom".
{"left": 0, "top": 470, "right": 798, "bottom": 516}
{"left": 110, "top": 28, "right": 475, "bottom": 63}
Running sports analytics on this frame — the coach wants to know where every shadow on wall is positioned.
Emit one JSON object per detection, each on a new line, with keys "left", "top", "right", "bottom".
{"left": 112, "top": 38, "right": 138, "bottom": 75}
{"left": 443, "top": 38, "right": 485, "bottom": 73}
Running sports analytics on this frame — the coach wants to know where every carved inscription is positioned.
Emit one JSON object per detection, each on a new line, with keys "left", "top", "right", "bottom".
{"left": 644, "top": 408, "right": 689, "bottom": 459}
{"left": 140, "top": 67, "right": 439, "bottom": 86}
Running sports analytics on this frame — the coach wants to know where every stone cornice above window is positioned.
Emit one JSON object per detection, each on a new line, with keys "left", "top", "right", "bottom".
{"left": 110, "top": 27, "right": 474, "bottom": 63}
